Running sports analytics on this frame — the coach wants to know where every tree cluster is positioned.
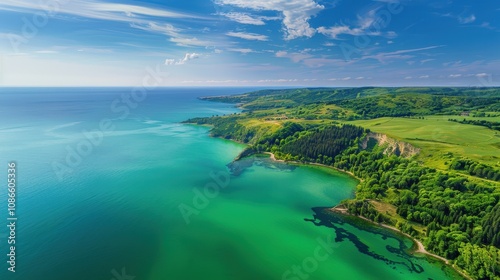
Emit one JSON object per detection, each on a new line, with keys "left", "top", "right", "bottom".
{"left": 450, "top": 158, "right": 500, "bottom": 182}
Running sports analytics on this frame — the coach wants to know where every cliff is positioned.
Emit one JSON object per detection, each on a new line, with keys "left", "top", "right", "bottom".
{"left": 360, "top": 132, "right": 420, "bottom": 158}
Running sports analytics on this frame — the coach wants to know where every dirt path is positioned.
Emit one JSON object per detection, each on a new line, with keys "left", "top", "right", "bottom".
{"left": 264, "top": 152, "right": 285, "bottom": 162}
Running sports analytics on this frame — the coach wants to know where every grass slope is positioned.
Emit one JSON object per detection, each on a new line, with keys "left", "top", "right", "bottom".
{"left": 346, "top": 116, "right": 500, "bottom": 169}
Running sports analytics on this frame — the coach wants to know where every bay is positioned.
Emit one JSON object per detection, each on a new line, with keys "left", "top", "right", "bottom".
{"left": 0, "top": 88, "right": 462, "bottom": 279}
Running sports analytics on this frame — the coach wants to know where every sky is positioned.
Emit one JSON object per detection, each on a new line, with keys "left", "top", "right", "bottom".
{"left": 0, "top": 0, "right": 499, "bottom": 87}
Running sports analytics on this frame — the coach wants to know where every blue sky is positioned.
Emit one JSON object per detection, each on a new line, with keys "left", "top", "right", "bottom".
{"left": 0, "top": 0, "right": 498, "bottom": 86}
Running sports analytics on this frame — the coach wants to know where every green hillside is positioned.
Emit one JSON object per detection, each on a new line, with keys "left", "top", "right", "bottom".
{"left": 188, "top": 87, "right": 500, "bottom": 280}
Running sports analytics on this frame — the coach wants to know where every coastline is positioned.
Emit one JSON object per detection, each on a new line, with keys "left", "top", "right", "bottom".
{"left": 262, "top": 152, "right": 443, "bottom": 261}
{"left": 330, "top": 205, "right": 446, "bottom": 261}
{"left": 329, "top": 206, "right": 472, "bottom": 280}
{"left": 188, "top": 124, "right": 473, "bottom": 280}
{"left": 264, "top": 151, "right": 472, "bottom": 280}
{"left": 263, "top": 152, "right": 363, "bottom": 182}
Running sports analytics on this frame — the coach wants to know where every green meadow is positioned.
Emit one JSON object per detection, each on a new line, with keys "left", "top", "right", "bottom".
{"left": 347, "top": 116, "right": 500, "bottom": 169}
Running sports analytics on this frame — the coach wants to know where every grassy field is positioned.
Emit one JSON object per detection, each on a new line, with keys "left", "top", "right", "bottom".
{"left": 226, "top": 104, "right": 500, "bottom": 171}
{"left": 369, "top": 200, "right": 426, "bottom": 234}
{"left": 346, "top": 116, "right": 500, "bottom": 169}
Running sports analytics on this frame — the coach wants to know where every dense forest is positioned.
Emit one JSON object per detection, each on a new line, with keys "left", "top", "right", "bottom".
{"left": 255, "top": 123, "right": 365, "bottom": 163}
{"left": 449, "top": 158, "right": 500, "bottom": 181}
{"left": 336, "top": 94, "right": 500, "bottom": 119}
{"left": 333, "top": 148, "right": 500, "bottom": 279}
{"left": 187, "top": 87, "right": 500, "bottom": 280}
{"left": 204, "top": 87, "right": 500, "bottom": 119}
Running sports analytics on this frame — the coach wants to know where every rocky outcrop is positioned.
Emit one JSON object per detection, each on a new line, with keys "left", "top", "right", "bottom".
{"left": 360, "top": 132, "right": 420, "bottom": 158}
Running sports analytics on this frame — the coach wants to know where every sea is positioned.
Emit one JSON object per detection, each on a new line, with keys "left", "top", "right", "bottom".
{"left": 0, "top": 87, "right": 463, "bottom": 279}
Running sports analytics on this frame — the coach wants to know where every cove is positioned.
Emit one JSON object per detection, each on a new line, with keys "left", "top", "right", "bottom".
{"left": 0, "top": 88, "right": 464, "bottom": 280}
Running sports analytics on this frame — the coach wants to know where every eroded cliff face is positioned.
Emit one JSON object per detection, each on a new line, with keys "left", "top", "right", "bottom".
{"left": 360, "top": 132, "right": 420, "bottom": 157}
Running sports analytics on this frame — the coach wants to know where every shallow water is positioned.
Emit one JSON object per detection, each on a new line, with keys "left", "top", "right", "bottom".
{"left": 0, "top": 88, "right": 462, "bottom": 279}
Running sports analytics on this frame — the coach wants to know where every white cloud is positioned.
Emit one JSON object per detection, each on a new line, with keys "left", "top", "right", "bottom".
{"left": 204, "top": 80, "right": 238, "bottom": 83}
{"left": 219, "top": 12, "right": 279, "bottom": 25}
{"left": 458, "top": 14, "right": 476, "bottom": 24}
{"left": 274, "top": 50, "right": 312, "bottom": 63}
{"left": 301, "top": 57, "right": 347, "bottom": 68}
{"left": 165, "top": 53, "right": 200, "bottom": 65}
{"left": 318, "top": 8, "right": 396, "bottom": 39}
{"left": 91, "top": 2, "right": 203, "bottom": 18}
{"left": 0, "top": 0, "right": 218, "bottom": 50}
{"left": 361, "top": 45, "right": 444, "bottom": 63}
{"left": 0, "top": 0, "right": 207, "bottom": 23}
{"left": 226, "top": 31, "right": 268, "bottom": 41}
{"left": 275, "top": 51, "right": 288, "bottom": 57}
{"left": 449, "top": 74, "right": 462, "bottom": 78}
{"left": 476, "top": 73, "right": 488, "bottom": 78}
{"left": 480, "top": 22, "right": 495, "bottom": 30}
{"left": 130, "top": 22, "right": 180, "bottom": 37}
{"left": 228, "top": 48, "right": 256, "bottom": 54}
{"left": 164, "top": 59, "right": 176, "bottom": 65}
{"left": 419, "top": 75, "right": 429, "bottom": 79}
{"left": 386, "top": 31, "right": 397, "bottom": 38}
{"left": 420, "top": 59, "right": 435, "bottom": 64}
{"left": 215, "top": 0, "right": 324, "bottom": 40}
{"left": 130, "top": 22, "right": 220, "bottom": 48}
{"left": 441, "top": 12, "right": 477, "bottom": 25}
{"left": 170, "top": 37, "right": 214, "bottom": 47}
{"left": 257, "top": 79, "right": 299, "bottom": 83}
{"left": 317, "top": 25, "right": 368, "bottom": 39}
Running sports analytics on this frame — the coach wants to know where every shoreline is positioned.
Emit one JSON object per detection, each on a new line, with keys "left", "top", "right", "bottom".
{"left": 188, "top": 124, "right": 472, "bottom": 280}
{"left": 330, "top": 205, "right": 446, "bottom": 260}
{"left": 262, "top": 152, "right": 442, "bottom": 261}
{"left": 329, "top": 206, "right": 472, "bottom": 280}
{"left": 264, "top": 151, "right": 472, "bottom": 280}
{"left": 263, "top": 152, "right": 363, "bottom": 182}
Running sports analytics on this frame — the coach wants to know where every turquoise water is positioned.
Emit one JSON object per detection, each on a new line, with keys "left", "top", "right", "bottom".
{"left": 0, "top": 88, "right": 462, "bottom": 279}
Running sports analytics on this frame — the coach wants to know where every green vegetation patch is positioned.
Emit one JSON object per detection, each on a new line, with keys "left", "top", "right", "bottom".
{"left": 347, "top": 116, "right": 500, "bottom": 169}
